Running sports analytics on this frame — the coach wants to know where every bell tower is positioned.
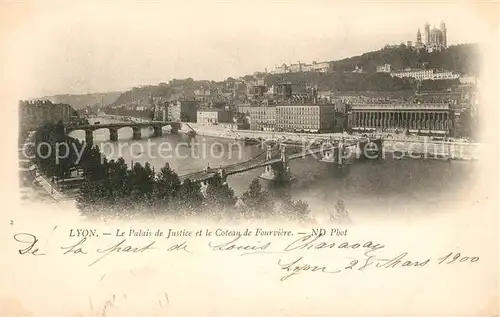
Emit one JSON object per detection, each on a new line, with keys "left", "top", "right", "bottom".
{"left": 440, "top": 21, "right": 447, "bottom": 48}
{"left": 424, "top": 22, "right": 430, "bottom": 46}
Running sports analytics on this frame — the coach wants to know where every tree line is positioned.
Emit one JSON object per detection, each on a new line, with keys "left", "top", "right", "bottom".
{"left": 31, "top": 122, "right": 312, "bottom": 221}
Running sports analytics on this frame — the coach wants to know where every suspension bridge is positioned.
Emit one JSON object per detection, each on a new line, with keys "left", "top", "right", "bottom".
{"left": 178, "top": 136, "right": 383, "bottom": 183}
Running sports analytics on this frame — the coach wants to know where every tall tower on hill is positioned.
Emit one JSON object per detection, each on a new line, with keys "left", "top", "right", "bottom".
{"left": 440, "top": 21, "right": 447, "bottom": 48}
{"left": 424, "top": 22, "right": 430, "bottom": 46}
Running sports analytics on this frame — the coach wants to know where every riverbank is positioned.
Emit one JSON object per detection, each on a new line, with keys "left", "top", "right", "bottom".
{"left": 181, "top": 123, "right": 481, "bottom": 161}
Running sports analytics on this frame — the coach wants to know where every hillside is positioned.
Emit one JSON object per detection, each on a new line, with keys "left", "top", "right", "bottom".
{"left": 107, "top": 43, "right": 479, "bottom": 106}
{"left": 331, "top": 43, "right": 480, "bottom": 75}
{"left": 112, "top": 79, "right": 221, "bottom": 106}
{"left": 40, "top": 92, "right": 122, "bottom": 109}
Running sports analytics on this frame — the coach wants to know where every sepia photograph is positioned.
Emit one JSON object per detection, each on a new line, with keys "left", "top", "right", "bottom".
{"left": 16, "top": 3, "right": 483, "bottom": 223}
{"left": 3, "top": 1, "right": 498, "bottom": 316}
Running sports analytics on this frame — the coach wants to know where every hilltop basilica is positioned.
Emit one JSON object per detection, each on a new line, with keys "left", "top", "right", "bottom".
{"left": 414, "top": 21, "right": 447, "bottom": 52}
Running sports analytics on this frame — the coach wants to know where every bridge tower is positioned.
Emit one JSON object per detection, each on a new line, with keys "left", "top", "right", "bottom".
{"left": 109, "top": 128, "right": 118, "bottom": 141}
{"left": 218, "top": 168, "right": 227, "bottom": 183}
{"left": 259, "top": 144, "right": 294, "bottom": 184}
{"left": 153, "top": 125, "right": 163, "bottom": 137}
{"left": 259, "top": 146, "right": 275, "bottom": 180}
{"left": 171, "top": 123, "right": 179, "bottom": 134}
{"left": 320, "top": 141, "right": 345, "bottom": 165}
{"left": 85, "top": 130, "right": 93, "bottom": 146}
{"left": 279, "top": 144, "right": 294, "bottom": 182}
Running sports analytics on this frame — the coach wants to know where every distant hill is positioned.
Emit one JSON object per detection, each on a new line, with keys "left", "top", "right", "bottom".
{"left": 330, "top": 43, "right": 480, "bottom": 75}
{"left": 106, "top": 43, "right": 480, "bottom": 106}
{"left": 112, "top": 79, "right": 214, "bottom": 106}
{"left": 40, "top": 92, "right": 122, "bottom": 109}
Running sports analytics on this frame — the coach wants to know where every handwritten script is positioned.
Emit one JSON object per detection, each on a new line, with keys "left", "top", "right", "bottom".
{"left": 12, "top": 231, "right": 480, "bottom": 282}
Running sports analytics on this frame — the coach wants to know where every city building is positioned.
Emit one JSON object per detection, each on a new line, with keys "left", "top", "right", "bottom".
{"left": 247, "top": 106, "right": 276, "bottom": 131}
{"left": 19, "top": 100, "right": 75, "bottom": 132}
{"left": 459, "top": 76, "right": 477, "bottom": 85}
{"left": 237, "top": 103, "right": 256, "bottom": 116}
{"left": 415, "top": 28, "right": 424, "bottom": 49}
{"left": 197, "top": 109, "right": 233, "bottom": 125}
{"left": 169, "top": 100, "right": 198, "bottom": 122}
{"left": 310, "top": 61, "right": 331, "bottom": 73}
{"left": 317, "top": 91, "right": 333, "bottom": 103}
{"left": 270, "top": 61, "right": 331, "bottom": 74}
{"left": 274, "top": 82, "right": 293, "bottom": 102}
{"left": 352, "top": 65, "right": 364, "bottom": 73}
{"left": 376, "top": 64, "right": 392, "bottom": 73}
{"left": 390, "top": 68, "right": 459, "bottom": 81}
{"left": 431, "top": 70, "right": 460, "bottom": 80}
{"left": 390, "top": 68, "right": 435, "bottom": 81}
{"left": 272, "top": 63, "right": 288, "bottom": 74}
{"left": 276, "top": 104, "right": 335, "bottom": 133}
{"left": 348, "top": 103, "right": 455, "bottom": 135}
{"left": 247, "top": 85, "right": 267, "bottom": 101}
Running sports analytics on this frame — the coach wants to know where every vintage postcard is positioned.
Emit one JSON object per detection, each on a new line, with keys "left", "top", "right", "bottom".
{"left": 1, "top": 1, "right": 498, "bottom": 316}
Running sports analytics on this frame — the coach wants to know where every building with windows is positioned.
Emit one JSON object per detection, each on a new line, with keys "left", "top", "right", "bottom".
{"left": 348, "top": 103, "right": 455, "bottom": 135}
{"left": 390, "top": 68, "right": 459, "bottom": 81}
{"left": 197, "top": 109, "right": 233, "bottom": 125}
{"left": 270, "top": 61, "right": 331, "bottom": 74}
{"left": 431, "top": 70, "right": 460, "bottom": 80}
{"left": 169, "top": 100, "right": 198, "bottom": 122}
{"left": 390, "top": 68, "right": 434, "bottom": 81}
{"left": 247, "top": 106, "right": 276, "bottom": 131}
{"left": 459, "top": 76, "right": 476, "bottom": 85}
{"left": 19, "top": 100, "right": 75, "bottom": 132}
{"left": 237, "top": 103, "right": 256, "bottom": 116}
{"left": 376, "top": 64, "right": 392, "bottom": 73}
{"left": 310, "top": 61, "right": 331, "bottom": 73}
{"left": 247, "top": 85, "right": 267, "bottom": 101}
{"left": 276, "top": 104, "right": 335, "bottom": 133}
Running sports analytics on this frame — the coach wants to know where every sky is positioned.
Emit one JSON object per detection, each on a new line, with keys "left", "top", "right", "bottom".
{"left": 0, "top": 1, "right": 492, "bottom": 99}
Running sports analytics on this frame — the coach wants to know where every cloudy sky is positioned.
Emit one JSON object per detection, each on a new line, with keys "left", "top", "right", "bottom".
{"left": 1, "top": 1, "right": 492, "bottom": 98}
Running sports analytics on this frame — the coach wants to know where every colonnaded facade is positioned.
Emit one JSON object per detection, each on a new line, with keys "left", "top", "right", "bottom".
{"left": 348, "top": 103, "right": 455, "bottom": 136}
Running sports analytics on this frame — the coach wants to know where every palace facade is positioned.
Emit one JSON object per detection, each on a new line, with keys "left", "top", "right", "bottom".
{"left": 348, "top": 103, "right": 454, "bottom": 135}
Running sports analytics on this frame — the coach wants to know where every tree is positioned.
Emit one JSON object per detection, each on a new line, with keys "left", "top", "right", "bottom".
{"left": 289, "top": 199, "right": 311, "bottom": 221}
{"left": 128, "top": 162, "right": 155, "bottom": 205}
{"left": 240, "top": 178, "right": 274, "bottom": 216}
{"left": 205, "top": 174, "right": 237, "bottom": 211}
{"left": 153, "top": 163, "right": 181, "bottom": 211}
{"left": 177, "top": 179, "right": 204, "bottom": 214}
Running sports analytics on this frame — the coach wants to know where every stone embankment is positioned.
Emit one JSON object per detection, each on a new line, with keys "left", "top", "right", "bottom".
{"left": 181, "top": 123, "right": 481, "bottom": 160}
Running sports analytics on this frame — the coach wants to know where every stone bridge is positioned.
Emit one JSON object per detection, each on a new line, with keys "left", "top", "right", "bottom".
{"left": 66, "top": 121, "right": 181, "bottom": 145}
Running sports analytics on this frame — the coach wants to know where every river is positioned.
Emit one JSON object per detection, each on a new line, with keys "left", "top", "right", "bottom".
{"left": 68, "top": 118, "right": 481, "bottom": 221}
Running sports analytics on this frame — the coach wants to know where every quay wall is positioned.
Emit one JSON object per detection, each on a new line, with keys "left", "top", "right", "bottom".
{"left": 181, "top": 123, "right": 481, "bottom": 160}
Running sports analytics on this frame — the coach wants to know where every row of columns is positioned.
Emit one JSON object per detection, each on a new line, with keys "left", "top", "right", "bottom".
{"left": 352, "top": 111, "right": 452, "bottom": 131}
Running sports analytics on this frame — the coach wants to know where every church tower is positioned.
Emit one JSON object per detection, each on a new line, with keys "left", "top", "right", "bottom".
{"left": 440, "top": 21, "right": 447, "bottom": 48}
{"left": 424, "top": 22, "right": 430, "bottom": 46}
{"left": 415, "top": 28, "right": 423, "bottom": 48}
